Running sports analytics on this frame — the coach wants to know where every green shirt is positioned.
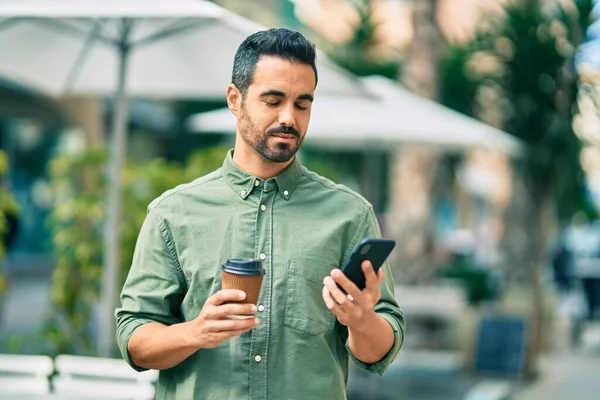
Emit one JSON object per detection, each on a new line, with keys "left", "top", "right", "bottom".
{"left": 115, "top": 150, "right": 405, "bottom": 400}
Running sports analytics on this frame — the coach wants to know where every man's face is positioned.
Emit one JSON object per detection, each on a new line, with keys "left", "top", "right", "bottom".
{"left": 235, "top": 56, "right": 315, "bottom": 163}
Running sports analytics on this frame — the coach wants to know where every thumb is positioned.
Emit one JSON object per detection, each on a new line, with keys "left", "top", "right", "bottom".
{"left": 377, "top": 269, "right": 384, "bottom": 284}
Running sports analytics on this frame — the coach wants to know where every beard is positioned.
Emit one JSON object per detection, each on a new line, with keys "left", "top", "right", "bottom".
{"left": 238, "top": 103, "right": 303, "bottom": 163}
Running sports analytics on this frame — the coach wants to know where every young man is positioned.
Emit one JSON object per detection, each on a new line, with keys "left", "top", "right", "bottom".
{"left": 116, "top": 28, "right": 404, "bottom": 399}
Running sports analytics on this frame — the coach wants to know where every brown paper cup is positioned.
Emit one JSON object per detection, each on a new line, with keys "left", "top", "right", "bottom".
{"left": 221, "top": 271, "right": 264, "bottom": 318}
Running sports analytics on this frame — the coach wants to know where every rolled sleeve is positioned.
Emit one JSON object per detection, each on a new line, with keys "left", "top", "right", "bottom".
{"left": 115, "top": 316, "right": 159, "bottom": 372}
{"left": 345, "top": 206, "right": 405, "bottom": 376}
{"left": 115, "top": 208, "right": 186, "bottom": 371}
{"left": 346, "top": 284, "right": 405, "bottom": 376}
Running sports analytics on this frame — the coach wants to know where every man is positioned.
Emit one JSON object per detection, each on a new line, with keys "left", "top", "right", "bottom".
{"left": 115, "top": 28, "right": 404, "bottom": 399}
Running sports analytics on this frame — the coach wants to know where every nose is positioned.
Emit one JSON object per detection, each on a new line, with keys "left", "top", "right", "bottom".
{"left": 278, "top": 103, "right": 296, "bottom": 127}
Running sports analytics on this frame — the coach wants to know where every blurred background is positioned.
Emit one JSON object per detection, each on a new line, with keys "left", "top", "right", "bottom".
{"left": 0, "top": 0, "right": 599, "bottom": 399}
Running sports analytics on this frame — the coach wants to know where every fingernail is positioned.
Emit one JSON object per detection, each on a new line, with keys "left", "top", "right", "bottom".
{"left": 251, "top": 305, "right": 257, "bottom": 312}
{"left": 239, "top": 292, "right": 246, "bottom": 299}
{"left": 254, "top": 318, "right": 260, "bottom": 324}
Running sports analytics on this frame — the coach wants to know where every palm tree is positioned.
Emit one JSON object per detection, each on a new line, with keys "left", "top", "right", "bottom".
{"left": 400, "top": 0, "right": 442, "bottom": 98}
{"left": 326, "top": 0, "right": 400, "bottom": 78}
{"left": 390, "top": 0, "right": 446, "bottom": 283}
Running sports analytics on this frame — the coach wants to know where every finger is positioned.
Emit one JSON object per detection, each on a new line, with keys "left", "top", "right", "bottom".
{"left": 207, "top": 289, "right": 246, "bottom": 306}
{"left": 208, "top": 317, "right": 259, "bottom": 332}
{"left": 322, "top": 286, "right": 344, "bottom": 317}
{"left": 377, "top": 268, "right": 385, "bottom": 284}
{"left": 362, "top": 261, "right": 379, "bottom": 290}
{"left": 322, "top": 286, "right": 337, "bottom": 310}
{"left": 323, "top": 276, "right": 353, "bottom": 308}
{"left": 210, "top": 303, "right": 257, "bottom": 319}
{"left": 330, "top": 268, "right": 362, "bottom": 301}
{"left": 215, "top": 326, "right": 255, "bottom": 341}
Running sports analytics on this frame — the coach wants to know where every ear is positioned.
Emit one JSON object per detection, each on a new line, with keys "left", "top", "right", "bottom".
{"left": 226, "top": 84, "right": 242, "bottom": 116}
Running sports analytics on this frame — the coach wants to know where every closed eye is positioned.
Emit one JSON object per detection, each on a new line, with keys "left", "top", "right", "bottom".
{"left": 296, "top": 101, "right": 311, "bottom": 110}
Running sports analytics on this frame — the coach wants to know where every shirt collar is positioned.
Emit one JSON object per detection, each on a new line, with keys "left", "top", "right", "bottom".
{"left": 221, "top": 149, "right": 302, "bottom": 201}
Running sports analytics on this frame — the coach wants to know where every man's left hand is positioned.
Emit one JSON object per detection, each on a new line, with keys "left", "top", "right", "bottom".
{"left": 322, "top": 260, "right": 384, "bottom": 330}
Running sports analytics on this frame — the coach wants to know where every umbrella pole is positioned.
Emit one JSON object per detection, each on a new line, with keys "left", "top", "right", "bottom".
{"left": 99, "top": 43, "right": 130, "bottom": 357}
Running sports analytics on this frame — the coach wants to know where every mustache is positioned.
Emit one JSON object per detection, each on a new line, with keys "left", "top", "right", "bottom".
{"left": 267, "top": 125, "right": 299, "bottom": 137}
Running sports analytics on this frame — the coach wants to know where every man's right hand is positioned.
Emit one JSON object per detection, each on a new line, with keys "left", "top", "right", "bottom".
{"left": 189, "top": 290, "right": 259, "bottom": 349}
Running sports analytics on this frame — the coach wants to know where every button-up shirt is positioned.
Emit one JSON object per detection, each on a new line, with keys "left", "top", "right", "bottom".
{"left": 115, "top": 150, "right": 405, "bottom": 400}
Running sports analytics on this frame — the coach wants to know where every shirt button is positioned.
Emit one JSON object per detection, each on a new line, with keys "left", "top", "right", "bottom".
{"left": 254, "top": 180, "right": 260, "bottom": 186}
{"left": 254, "top": 355, "right": 262, "bottom": 363}
{"left": 283, "top": 190, "right": 289, "bottom": 196}
{"left": 259, "top": 253, "right": 266, "bottom": 260}
{"left": 241, "top": 190, "right": 247, "bottom": 196}
{"left": 257, "top": 305, "right": 265, "bottom": 312}
{"left": 260, "top": 204, "right": 266, "bottom": 211}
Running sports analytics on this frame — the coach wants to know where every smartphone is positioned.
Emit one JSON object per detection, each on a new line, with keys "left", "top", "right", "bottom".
{"left": 340, "top": 238, "right": 396, "bottom": 291}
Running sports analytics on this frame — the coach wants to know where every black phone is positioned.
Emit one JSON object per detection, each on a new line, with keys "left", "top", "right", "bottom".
{"left": 340, "top": 238, "right": 396, "bottom": 291}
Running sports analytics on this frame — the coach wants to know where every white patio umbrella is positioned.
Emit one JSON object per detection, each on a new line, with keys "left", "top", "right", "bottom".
{"left": 0, "top": 0, "right": 371, "bottom": 357}
{"left": 188, "top": 94, "right": 397, "bottom": 147}
{"left": 187, "top": 75, "right": 523, "bottom": 156}
{"left": 361, "top": 76, "right": 523, "bottom": 155}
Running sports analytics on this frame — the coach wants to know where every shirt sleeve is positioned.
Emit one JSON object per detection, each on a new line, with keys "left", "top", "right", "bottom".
{"left": 114, "top": 208, "right": 187, "bottom": 372}
{"left": 344, "top": 206, "right": 405, "bottom": 376}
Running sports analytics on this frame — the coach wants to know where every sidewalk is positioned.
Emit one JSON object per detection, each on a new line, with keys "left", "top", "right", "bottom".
{"left": 514, "top": 325, "right": 600, "bottom": 400}
{"left": 347, "top": 350, "right": 483, "bottom": 400}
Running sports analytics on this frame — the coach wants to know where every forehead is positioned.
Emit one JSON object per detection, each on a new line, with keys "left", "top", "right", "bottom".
{"left": 249, "top": 56, "right": 316, "bottom": 94}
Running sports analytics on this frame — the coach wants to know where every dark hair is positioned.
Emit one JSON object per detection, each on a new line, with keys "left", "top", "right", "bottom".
{"left": 232, "top": 28, "right": 318, "bottom": 97}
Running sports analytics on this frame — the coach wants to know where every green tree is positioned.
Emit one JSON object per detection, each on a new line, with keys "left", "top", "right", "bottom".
{"left": 42, "top": 145, "right": 230, "bottom": 356}
{"left": 0, "top": 150, "right": 19, "bottom": 296}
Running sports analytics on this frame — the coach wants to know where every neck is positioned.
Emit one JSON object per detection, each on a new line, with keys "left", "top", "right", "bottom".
{"left": 233, "top": 138, "right": 293, "bottom": 180}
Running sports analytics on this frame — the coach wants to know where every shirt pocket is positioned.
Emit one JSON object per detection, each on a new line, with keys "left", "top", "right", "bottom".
{"left": 284, "top": 258, "right": 337, "bottom": 335}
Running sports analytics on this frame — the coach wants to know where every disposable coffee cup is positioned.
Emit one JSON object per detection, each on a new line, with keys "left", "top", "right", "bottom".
{"left": 221, "top": 258, "right": 265, "bottom": 319}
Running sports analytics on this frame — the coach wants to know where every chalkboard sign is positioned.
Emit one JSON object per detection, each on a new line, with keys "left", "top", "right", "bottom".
{"left": 473, "top": 315, "right": 528, "bottom": 376}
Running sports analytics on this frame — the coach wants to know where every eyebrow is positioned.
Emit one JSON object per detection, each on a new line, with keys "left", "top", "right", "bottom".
{"left": 259, "top": 90, "right": 314, "bottom": 102}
